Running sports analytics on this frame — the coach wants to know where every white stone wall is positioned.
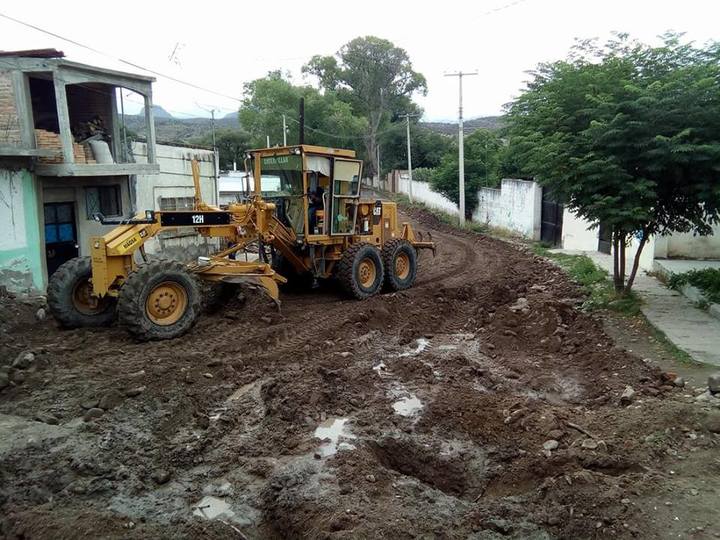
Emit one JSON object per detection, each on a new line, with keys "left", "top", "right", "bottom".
{"left": 396, "top": 177, "right": 459, "bottom": 216}
{"left": 474, "top": 179, "right": 542, "bottom": 239}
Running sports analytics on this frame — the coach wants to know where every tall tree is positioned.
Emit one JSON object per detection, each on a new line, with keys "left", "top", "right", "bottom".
{"left": 191, "top": 128, "right": 251, "bottom": 170}
{"left": 238, "top": 71, "right": 364, "bottom": 151}
{"left": 505, "top": 33, "right": 720, "bottom": 294}
{"left": 303, "top": 36, "right": 427, "bottom": 178}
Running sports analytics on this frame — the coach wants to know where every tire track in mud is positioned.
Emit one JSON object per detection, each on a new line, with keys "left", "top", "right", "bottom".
{"left": 199, "top": 207, "right": 495, "bottom": 362}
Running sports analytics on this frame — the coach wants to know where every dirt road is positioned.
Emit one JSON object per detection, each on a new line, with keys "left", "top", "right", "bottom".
{"left": 1, "top": 207, "right": 719, "bottom": 539}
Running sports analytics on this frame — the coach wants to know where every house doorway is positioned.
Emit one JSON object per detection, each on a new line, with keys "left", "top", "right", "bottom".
{"left": 44, "top": 202, "right": 78, "bottom": 276}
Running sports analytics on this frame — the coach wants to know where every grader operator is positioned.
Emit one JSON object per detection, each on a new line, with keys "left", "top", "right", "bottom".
{"left": 47, "top": 145, "right": 435, "bottom": 341}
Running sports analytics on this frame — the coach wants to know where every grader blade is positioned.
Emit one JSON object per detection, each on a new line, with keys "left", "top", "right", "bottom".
{"left": 219, "top": 275, "right": 282, "bottom": 310}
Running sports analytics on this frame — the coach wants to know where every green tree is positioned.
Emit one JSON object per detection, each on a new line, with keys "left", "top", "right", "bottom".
{"left": 192, "top": 128, "right": 251, "bottom": 170}
{"left": 505, "top": 33, "right": 720, "bottom": 294}
{"left": 238, "top": 71, "right": 364, "bottom": 153}
{"left": 430, "top": 129, "right": 503, "bottom": 218}
{"left": 304, "top": 36, "right": 427, "bottom": 178}
{"left": 378, "top": 123, "right": 452, "bottom": 175}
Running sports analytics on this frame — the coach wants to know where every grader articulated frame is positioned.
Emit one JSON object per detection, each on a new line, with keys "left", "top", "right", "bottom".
{"left": 47, "top": 145, "right": 435, "bottom": 341}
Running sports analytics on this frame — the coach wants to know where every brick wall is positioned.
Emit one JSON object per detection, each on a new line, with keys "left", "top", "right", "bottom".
{"left": 0, "top": 71, "right": 21, "bottom": 146}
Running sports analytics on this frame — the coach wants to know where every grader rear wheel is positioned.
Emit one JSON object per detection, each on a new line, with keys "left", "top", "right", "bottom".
{"left": 337, "top": 243, "right": 384, "bottom": 300}
{"left": 47, "top": 256, "right": 116, "bottom": 328}
{"left": 118, "top": 260, "right": 201, "bottom": 341}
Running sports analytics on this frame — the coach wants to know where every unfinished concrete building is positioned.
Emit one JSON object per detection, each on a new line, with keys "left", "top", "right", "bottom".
{"left": 0, "top": 49, "right": 218, "bottom": 293}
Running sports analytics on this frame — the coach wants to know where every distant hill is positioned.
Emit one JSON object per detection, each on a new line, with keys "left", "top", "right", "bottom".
{"left": 137, "top": 104, "right": 174, "bottom": 119}
{"left": 123, "top": 113, "right": 239, "bottom": 144}
{"left": 122, "top": 106, "right": 502, "bottom": 145}
{"left": 422, "top": 116, "right": 504, "bottom": 135}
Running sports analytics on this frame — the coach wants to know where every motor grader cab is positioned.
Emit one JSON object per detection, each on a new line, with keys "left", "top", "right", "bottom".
{"left": 47, "top": 145, "right": 435, "bottom": 341}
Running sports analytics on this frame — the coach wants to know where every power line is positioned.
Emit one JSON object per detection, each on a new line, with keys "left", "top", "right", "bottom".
{"left": 477, "top": 0, "right": 530, "bottom": 18}
{"left": 0, "top": 11, "right": 243, "bottom": 103}
{"left": 0, "top": 57, "right": 219, "bottom": 120}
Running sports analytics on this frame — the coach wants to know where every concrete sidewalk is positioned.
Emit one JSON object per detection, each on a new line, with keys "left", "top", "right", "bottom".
{"left": 553, "top": 250, "right": 720, "bottom": 367}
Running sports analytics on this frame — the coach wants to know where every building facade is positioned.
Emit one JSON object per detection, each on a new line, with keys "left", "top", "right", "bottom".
{"left": 0, "top": 50, "right": 217, "bottom": 293}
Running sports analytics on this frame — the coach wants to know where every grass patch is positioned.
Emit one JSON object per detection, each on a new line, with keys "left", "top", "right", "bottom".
{"left": 532, "top": 243, "right": 642, "bottom": 316}
{"left": 668, "top": 268, "right": 720, "bottom": 304}
{"left": 646, "top": 323, "right": 696, "bottom": 364}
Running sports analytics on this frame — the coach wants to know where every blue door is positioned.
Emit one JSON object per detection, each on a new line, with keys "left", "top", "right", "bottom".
{"left": 44, "top": 202, "right": 78, "bottom": 276}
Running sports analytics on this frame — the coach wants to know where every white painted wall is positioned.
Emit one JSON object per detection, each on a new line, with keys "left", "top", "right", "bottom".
{"left": 561, "top": 209, "right": 656, "bottom": 271}
{"left": 132, "top": 142, "right": 217, "bottom": 210}
{"left": 131, "top": 142, "right": 220, "bottom": 259}
{"left": 561, "top": 208, "right": 598, "bottom": 251}
{"left": 474, "top": 179, "right": 542, "bottom": 239}
{"left": 396, "top": 176, "right": 459, "bottom": 216}
{"left": 654, "top": 224, "right": 720, "bottom": 259}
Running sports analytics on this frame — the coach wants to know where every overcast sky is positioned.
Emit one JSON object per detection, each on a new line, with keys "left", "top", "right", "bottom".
{"left": 2, "top": 0, "right": 718, "bottom": 121}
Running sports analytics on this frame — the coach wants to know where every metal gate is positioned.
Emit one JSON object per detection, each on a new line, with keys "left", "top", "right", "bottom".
{"left": 598, "top": 223, "right": 612, "bottom": 254}
{"left": 540, "top": 189, "right": 563, "bottom": 247}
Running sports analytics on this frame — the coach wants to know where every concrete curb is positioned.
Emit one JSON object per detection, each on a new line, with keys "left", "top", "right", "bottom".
{"left": 679, "top": 284, "right": 720, "bottom": 322}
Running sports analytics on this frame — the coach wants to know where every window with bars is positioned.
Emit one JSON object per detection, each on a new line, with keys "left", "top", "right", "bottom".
{"left": 159, "top": 196, "right": 195, "bottom": 211}
{"left": 85, "top": 185, "right": 121, "bottom": 219}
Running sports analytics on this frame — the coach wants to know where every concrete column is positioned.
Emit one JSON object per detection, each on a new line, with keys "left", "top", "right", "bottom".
{"left": 53, "top": 75, "right": 74, "bottom": 164}
{"left": 531, "top": 181, "right": 543, "bottom": 241}
{"left": 110, "top": 89, "right": 122, "bottom": 162}
{"left": 12, "top": 71, "right": 35, "bottom": 148}
{"left": 143, "top": 93, "right": 156, "bottom": 164}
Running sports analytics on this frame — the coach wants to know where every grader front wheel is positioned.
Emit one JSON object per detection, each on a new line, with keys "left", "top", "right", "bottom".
{"left": 118, "top": 260, "right": 201, "bottom": 341}
{"left": 338, "top": 243, "right": 384, "bottom": 300}
{"left": 47, "top": 256, "right": 117, "bottom": 328}
{"left": 382, "top": 239, "right": 418, "bottom": 291}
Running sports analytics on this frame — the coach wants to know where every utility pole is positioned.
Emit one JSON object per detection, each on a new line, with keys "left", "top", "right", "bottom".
{"left": 266, "top": 135, "right": 270, "bottom": 148}
{"left": 282, "top": 114, "right": 287, "bottom": 146}
{"left": 445, "top": 70, "right": 477, "bottom": 225}
{"left": 399, "top": 113, "right": 419, "bottom": 203}
{"left": 196, "top": 102, "right": 217, "bottom": 150}
{"left": 377, "top": 144, "right": 381, "bottom": 189}
{"left": 210, "top": 109, "right": 216, "bottom": 150}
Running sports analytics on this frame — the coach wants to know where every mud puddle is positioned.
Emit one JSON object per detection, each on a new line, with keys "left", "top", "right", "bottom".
{"left": 314, "top": 417, "right": 356, "bottom": 457}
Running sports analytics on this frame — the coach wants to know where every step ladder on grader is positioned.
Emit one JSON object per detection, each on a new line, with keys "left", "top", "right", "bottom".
{"left": 47, "top": 145, "right": 435, "bottom": 341}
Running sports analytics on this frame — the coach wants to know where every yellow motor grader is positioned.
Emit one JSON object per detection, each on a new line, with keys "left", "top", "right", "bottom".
{"left": 47, "top": 144, "right": 435, "bottom": 341}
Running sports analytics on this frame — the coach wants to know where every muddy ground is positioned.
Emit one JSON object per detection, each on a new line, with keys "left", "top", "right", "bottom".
{"left": 1, "top": 206, "right": 719, "bottom": 539}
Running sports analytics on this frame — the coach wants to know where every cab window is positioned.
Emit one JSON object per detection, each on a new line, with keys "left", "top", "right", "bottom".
{"left": 331, "top": 159, "right": 362, "bottom": 235}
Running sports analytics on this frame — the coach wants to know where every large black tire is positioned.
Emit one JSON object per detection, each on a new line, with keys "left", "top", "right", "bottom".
{"left": 202, "top": 282, "right": 242, "bottom": 313}
{"left": 382, "top": 239, "right": 418, "bottom": 291}
{"left": 117, "top": 259, "right": 201, "bottom": 341}
{"left": 337, "top": 243, "right": 384, "bottom": 300}
{"left": 47, "top": 256, "right": 116, "bottom": 328}
{"left": 272, "top": 252, "right": 313, "bottom": 290}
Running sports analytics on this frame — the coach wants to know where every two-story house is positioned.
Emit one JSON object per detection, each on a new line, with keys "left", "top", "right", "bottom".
{"left": 0, "top": 49, "right": 219, "bottom": 294}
